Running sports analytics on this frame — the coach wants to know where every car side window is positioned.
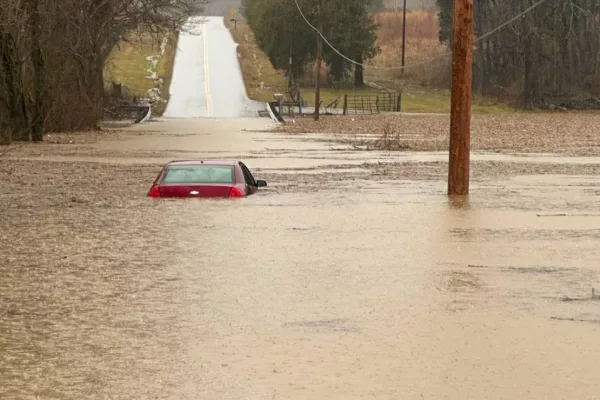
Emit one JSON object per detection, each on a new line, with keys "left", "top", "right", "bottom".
{"left": 239, "top": 162, "right": 256, "bottom": 186}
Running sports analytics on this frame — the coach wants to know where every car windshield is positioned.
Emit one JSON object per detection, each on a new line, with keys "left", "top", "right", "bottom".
{"left": 161, "top": 165, "right": 235, "bottom": 184}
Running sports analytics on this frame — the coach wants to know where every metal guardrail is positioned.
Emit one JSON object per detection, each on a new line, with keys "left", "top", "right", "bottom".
{"left": 267, "top": 102, "right": 285, "bottom": 122}
{"left": 104, "top": 103, "right": 151, "bottom": 123}
{"left": 104, "top": 82, "right": 151, "bottom": 123}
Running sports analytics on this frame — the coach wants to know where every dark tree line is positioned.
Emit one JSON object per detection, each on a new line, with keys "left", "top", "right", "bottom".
{"left": 0, "top": 0, "right": 205, "bottom": 144}
{"left": 241, "top": 0, "right": 380, "bottom": 87}
{"left": 437, "top": 0, "right": 600, "bottom": 108}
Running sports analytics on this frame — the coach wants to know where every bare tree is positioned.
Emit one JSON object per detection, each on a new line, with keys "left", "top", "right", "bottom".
{"left": 0, "top": 0, "right": 30, "bottom": 144}
{"left": 0, "top": 0, "right": 207, "bottom": 142}
{"left": 471, "top": 0, "right": 600, "bottom": 108}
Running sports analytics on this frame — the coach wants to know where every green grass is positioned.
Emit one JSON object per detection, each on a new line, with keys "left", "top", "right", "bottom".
{"left": 104, "top": 31, "right": 178, "bottom": 116}
{"left": 401, "top": 91, "right": 514, "bottom": 114}
{"left": 297, "top": 84, "right": 514, "bottom": 114}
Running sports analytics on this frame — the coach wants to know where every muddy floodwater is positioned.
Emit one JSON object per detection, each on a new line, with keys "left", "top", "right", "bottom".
{"left": 2, "top": 118, "right": 600, "bottom": 399}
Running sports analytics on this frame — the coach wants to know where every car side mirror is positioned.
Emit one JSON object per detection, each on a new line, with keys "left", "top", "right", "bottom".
{"left": 256, "top": 180, "right": 267, "bottom": 187}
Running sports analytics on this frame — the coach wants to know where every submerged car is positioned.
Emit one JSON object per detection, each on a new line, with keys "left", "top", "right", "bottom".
{"left": 147, "top": 160, "right": 267, "bottom": 198}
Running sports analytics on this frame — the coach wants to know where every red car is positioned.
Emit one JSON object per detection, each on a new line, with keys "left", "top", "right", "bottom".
{"left": 147, "top": 160, "right": 267, "bottom": 198}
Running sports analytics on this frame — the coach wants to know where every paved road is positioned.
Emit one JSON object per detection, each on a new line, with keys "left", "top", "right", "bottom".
{"left": 163, "top": 16, "right": 263, "bottom": 118}
{"left": 202, "top": 0, "right": 243, "bottom": 16}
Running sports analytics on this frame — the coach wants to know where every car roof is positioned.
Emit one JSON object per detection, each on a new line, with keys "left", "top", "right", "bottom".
{"left": 166, "top": 159, "right": 238, "bottom": 166}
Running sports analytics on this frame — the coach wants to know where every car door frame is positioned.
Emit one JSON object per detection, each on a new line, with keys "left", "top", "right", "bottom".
{"left": 238, "top": 162, "right": 258, "bottom": 194}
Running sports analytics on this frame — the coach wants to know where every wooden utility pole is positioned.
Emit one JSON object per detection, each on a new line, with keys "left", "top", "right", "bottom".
{"left": 401, "top": 0, "right": 407, "bottom": 75}
{"left": 288, "top": 42, "right": 293, "bottom": 90}
{"left": 314, "top": 1, "right": 323, "bottom": 121}
{"left": 447, "top": 0, "right": 474, "bottom": 196}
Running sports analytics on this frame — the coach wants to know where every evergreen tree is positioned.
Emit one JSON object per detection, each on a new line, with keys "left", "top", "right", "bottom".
{"left": 244, "top": 0, "right": 379, "bottom": 87}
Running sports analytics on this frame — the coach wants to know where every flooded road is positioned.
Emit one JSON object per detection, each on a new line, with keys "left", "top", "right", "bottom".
{"left": 2, "top": 118, "right": 600, "bottom": 399}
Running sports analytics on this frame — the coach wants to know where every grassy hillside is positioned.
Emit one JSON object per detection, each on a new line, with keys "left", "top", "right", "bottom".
{"left": 225, "top": 18, "right": 288, "bottom": 102}
{"left": 104, "top": 31, "right": 178, "bottom": 116}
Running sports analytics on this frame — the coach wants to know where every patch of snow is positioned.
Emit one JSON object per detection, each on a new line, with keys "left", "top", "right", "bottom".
{"left": 142, "top": 36, "right": 170, "bottom": 109}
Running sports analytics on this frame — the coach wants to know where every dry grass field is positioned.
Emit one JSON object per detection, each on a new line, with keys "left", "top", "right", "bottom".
{"left": 370, "top": 10, "right": 447, "bottom": 87}
{"left": 365, "top": 10, "right": 512, "bottom": 113}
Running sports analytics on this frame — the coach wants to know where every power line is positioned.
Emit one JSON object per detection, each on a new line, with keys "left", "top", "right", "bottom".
{"left": 476, "top": 0, "right": 549, "bottom": 41}
{"left": 293, "top": 0, "right": 550, "bottom": 71}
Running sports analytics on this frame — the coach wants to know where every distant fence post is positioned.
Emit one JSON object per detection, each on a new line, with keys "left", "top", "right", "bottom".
{"left": 343, "top": 95, "right": 348, "bottom": 115}
{"left": 397, "top": 93, "right": 402, "bottom": 112}
{"left": 112, "top": 82, "right": 122, "bottom": 98}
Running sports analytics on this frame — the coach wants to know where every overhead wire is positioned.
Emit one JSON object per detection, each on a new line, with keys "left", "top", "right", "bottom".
{"left": 292, "top": 0, "right": 551, "bottom": 71}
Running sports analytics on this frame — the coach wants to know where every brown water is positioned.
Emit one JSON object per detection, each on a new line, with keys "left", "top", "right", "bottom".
{"left": 2, "top": 119, "right": 600, "bottom": 399}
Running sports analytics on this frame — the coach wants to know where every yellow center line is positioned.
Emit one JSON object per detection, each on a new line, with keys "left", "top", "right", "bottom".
{"left": 203, "top": 23, "right": 213, "bottom": 118}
